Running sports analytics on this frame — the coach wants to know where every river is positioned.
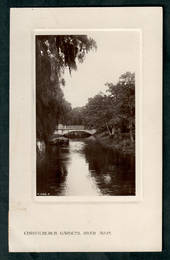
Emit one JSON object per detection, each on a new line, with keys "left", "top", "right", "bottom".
{"left": 37, "top": 137, "right": 135, "bottom": 196}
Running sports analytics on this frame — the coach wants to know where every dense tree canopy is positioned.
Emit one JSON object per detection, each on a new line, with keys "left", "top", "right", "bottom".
{"left": 82, "top": 72, "right": 135, "bottom": 142}
{"left": 36, "top": 35, "right": 97, "bottom": 142}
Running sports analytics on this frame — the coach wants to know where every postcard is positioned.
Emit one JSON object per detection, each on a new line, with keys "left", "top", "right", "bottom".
{"left": 9, "top": 7, "right": 162, "bottom": 252}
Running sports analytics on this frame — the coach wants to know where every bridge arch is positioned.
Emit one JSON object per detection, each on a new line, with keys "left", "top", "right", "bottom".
{"left": 54, "top": 125, "right": 96, "bottom": 136}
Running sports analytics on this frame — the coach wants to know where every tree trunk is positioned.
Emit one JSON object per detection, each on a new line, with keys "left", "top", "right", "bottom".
{"left": 129, "top": 121, "right": 134, "bottom": 143}
{"left": 105, "top": 122, "right": 112, "bottom": 136}
{"left": 130, "top": 129, "right": 134, "bottom": 143}
{"left": 111, "top": 127, "right": 115, "bottom": 135}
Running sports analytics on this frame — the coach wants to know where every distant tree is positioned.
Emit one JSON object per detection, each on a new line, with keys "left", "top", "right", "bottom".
{"left": 66, "top": 107, "right": 86, "bottom": 125}
{"left": 82, "top": 92, "right": 113, "bottom": 134}
{"left": 36, "top": 35, "right": 97, "bottom": 142}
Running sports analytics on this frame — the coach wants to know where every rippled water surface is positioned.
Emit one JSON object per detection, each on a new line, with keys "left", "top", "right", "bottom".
{"left": 37, "top": 138, "right": 135, "bottom": 196}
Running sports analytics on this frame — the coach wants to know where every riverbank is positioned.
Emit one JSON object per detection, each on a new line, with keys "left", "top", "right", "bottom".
{"left": 94, "top": 132, "right": 135, "bottom": 156}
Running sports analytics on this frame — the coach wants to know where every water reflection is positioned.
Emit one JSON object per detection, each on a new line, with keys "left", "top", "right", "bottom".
{"left": 63, "top": 141, "right": 101, "bottom": 196}
{"left": 37, "top": 138, "right": 135, "bottom": 196}
{"left": 36, "top": 145, "right": 68, "bottom": 195}
{"left": 84, "top": 141, "right": 135, "bottom": 195}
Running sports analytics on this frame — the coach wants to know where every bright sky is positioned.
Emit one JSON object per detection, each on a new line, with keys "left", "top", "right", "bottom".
{"left": 62, "top": 31, "right": 140, "bottom": 108}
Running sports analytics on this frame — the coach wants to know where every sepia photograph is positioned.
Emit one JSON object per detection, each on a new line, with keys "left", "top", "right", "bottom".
{"left": 36, "top": 31, "right": 139, "bottom": 196}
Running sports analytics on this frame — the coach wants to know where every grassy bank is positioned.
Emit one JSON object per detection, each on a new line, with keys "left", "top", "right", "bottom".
{"left": 94, "top": 132, "right": 135, "bottom": 156}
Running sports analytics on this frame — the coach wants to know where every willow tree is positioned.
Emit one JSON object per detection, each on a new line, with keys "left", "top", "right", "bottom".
{"left": 36, "top": 35, "right": 97, "bottom": 143}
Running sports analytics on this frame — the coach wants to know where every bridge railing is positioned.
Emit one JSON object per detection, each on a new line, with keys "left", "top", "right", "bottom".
{"left": 57, "top": 125, "right": 85, "bottom": 130}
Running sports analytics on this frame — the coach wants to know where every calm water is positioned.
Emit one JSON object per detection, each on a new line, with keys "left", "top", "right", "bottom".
{"left": 37, "top": 137, "right": 135, "bottom": 196}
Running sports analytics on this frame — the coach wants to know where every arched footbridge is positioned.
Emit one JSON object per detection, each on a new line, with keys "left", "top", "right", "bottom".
{"left": 54, "top": 124, "right": 96, "bottom": 136}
